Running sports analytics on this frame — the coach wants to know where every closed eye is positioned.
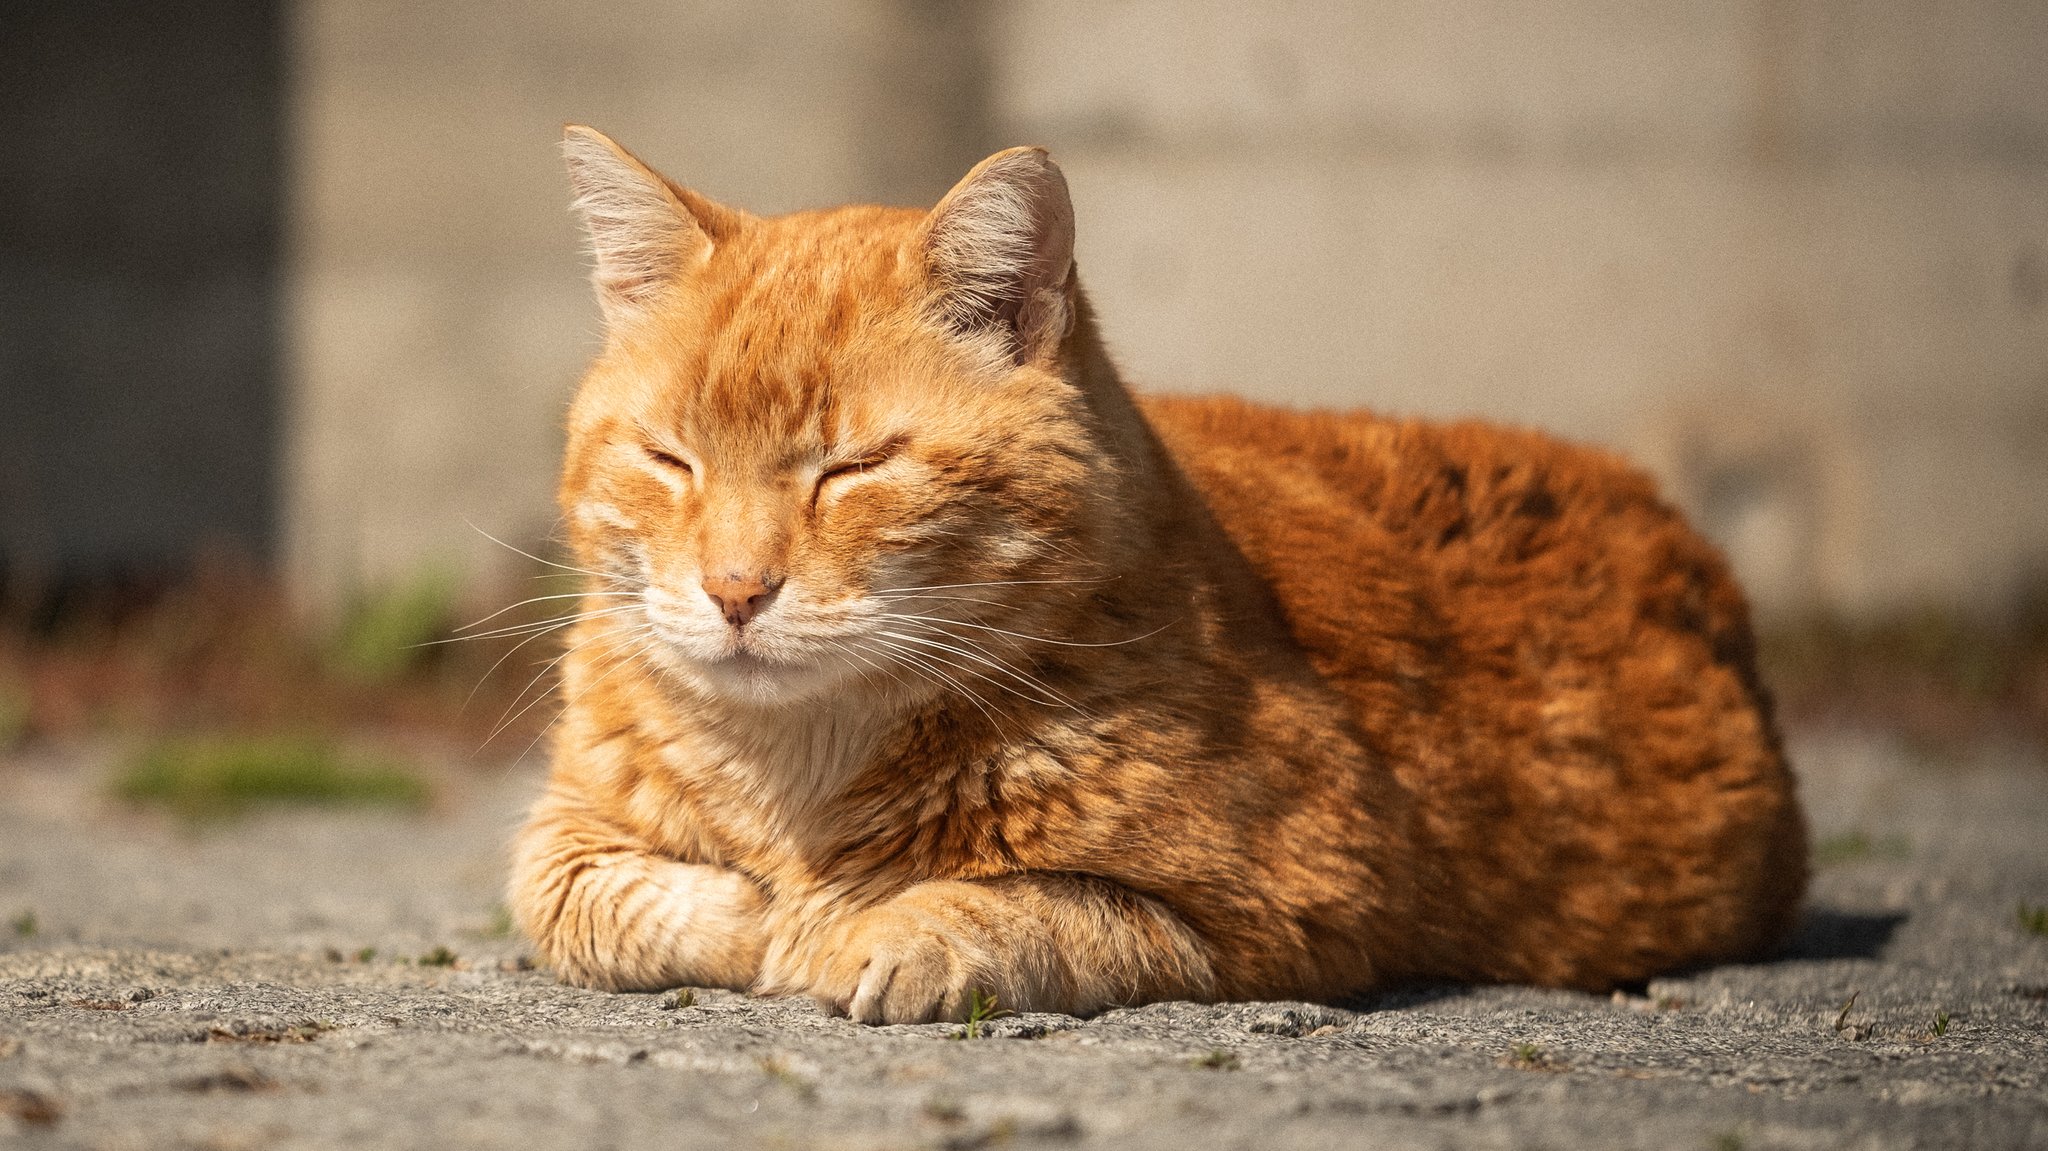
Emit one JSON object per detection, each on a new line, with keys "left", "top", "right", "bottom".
{"left": 821, "top": 457, "right": 884, "bottom": 483}
{"left": 644, "top": 446, "right": 692, "bottom": 474}
{"left": 815, "top": 440, "right": 905, "bottom": 501}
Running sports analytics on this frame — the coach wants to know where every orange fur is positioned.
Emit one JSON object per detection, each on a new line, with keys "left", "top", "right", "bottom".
{"left": 507, "top": 127, "right": 1807, "bottom": 1021}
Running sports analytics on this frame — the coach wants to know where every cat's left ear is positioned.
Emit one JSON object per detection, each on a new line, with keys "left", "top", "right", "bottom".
{"left": 920, "top": 147, "right": 1076, "bottom": 368}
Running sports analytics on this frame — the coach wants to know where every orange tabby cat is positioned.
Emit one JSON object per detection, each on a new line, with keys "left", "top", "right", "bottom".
{"left": 507, "top": 126, "right": 1807, "bottom": 1023}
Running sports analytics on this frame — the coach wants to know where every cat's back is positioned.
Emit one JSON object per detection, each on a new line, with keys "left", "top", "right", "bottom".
{"left": 1138, "top": 393, "right": 1724, "bottom": 653}
{"left": 1139, "top": 392, "right": 1806, "bottom": 986}
{"left": 1137, "top": 391, "right": 1770, "bottom": 742}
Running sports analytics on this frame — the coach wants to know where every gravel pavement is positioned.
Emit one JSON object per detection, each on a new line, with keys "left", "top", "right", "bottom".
{"left": 1, "top": 728, "right": 2043, "bottom": 1150}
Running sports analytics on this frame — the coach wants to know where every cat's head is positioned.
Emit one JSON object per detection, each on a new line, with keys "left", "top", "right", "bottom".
{"left": 555, "top": 127, "right": 1116, "bottom": 711}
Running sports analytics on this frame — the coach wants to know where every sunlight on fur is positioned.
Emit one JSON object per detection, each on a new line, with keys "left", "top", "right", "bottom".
{"left": 506, "top": 126, "right": 1807, "bottom": 1023}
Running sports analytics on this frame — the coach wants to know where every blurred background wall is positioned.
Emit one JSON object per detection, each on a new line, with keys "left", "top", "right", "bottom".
{"left": 284, "top": 0, "right": 994, "bottom": 611}
{"left": 6, "top": 0, "right": 2047, "bottom": 623}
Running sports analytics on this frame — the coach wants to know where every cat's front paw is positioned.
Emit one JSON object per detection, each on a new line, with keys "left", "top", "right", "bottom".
{"left": 512, "top": 854, "right": 769, "bottom": 993}
{"left": 813, "top": 899, "right": 988, "bottom": 1024}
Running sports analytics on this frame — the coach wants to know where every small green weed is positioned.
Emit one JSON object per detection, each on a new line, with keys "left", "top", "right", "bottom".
{"left": 757, "top": 1055, "right": 817, "bottom": 1100}
{"left": 8, "top": 911, "right": 34, "bottom": 938}
{"left": 1507, "top": 1041, "right": 1549, "bottom": 1069}
{"left": 354, "top": 947, "right": 377, "bottom": 964}
{"left": 660, "top": 989, "right": 696, "bottom": 1010}
{"left": 2018, "top": 902, "right": 2048, "bottom": 937}
{"left": 418, "top": 946, "right": 457, "bottom": 967}
{"left": 1193, "top": 1048, "right": 1241, "bottom": 1070}
{"left": 1831, "top": 990, "right": 1873, "bottom": 1040}
{"left": 115, "top": 735, "right": 428, "bottom": 820}
{"left": 480, "top": 904, "right": 515, "bottom": 940}
{"left": 326, "top": 568, "right": 459, "bottom": 684}
{"left": 956, "top": 989, "right": 1013, "bottom": 1039}
{"left": 1813, "top": 830, "right": 1910, "bottom": 867}
{"left": 1931, "top": 1011, "right": 1951, "bottom": 1038}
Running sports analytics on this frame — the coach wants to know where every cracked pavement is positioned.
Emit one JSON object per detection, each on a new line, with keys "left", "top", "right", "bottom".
{"left": 1, "top": 727, "right": 2044, "bottom": 1150}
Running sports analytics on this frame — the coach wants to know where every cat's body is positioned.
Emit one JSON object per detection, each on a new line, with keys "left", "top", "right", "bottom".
{"left": 509, "top": 129, "right": 1806, "bottom": 1022}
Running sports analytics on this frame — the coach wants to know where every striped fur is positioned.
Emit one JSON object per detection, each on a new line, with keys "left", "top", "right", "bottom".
{"left": 506, "top": 127, "right": 1807, "bottom": 1023}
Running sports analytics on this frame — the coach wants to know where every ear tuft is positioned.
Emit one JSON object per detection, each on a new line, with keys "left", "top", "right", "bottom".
{"left": 922, "top": 147, "right": 1076, "bottom": 368}
{"left": 561, "top": 125, "right": 720, "bottom": 323}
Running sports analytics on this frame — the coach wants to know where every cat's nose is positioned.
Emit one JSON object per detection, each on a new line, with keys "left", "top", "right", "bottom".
{"left": 701, "top": 573, "right": 781, "bottom": 627}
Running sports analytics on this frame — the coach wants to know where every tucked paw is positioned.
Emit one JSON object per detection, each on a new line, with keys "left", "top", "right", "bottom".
{"left": 514, "top": 857, "right": 768, "bottom": 993}
{"left": 813, "top": 902, "right": 990, "bottom": 1025}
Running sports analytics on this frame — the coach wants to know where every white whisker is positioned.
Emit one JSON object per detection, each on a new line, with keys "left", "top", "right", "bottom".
{"left": 869, "top": 576, "right": 1118, "bottom": 595}
{"left": 874, "top": 629, "right": 1071, "bottom": 711}
{"left": 837, "top": 642, "right": 916, "bottom": 699}
{"left": 876, "top": 625, "right": 1070, "bottom": 699}
{"left": 421, "top": 603, "right": 645, "bottom": 647}
{"left": 466, "top": 519, "right": 622, "bottom": 583}
{"left": 460, "top": 610, "right": 625, "bottom": 712}
{"left": 482, "top": 615, "right": 645, "bottom": 729}
{"left": 878, "top": 611, "right": 1173, "bottom": 650}
{"left": 499, "top": 627, "right": 660, "bottom": 758}
{"left": 868, "top": 592, "right": 1016, "bottom": 611}
{"left": 452, "top": 590, "right": 638, "bottom": 634}
{"left": 861, "top": 638, "right": 1008, "bottom": 733}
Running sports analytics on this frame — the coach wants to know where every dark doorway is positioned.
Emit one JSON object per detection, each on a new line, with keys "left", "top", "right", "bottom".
{"left": 0, "top": 0, "right": 284, "bottom": 588}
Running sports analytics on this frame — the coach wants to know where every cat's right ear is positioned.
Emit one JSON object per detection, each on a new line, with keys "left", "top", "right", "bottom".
{"left": 561, "top": 125, "right": 735, "bottom": 325}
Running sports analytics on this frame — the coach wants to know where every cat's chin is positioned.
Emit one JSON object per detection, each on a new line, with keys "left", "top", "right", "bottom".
{"left": 670, "top": 648, "right": 864, "bottom": 710}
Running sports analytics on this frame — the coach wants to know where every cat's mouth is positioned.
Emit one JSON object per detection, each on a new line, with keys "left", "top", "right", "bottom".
{"left": 709, "top": 647, "right": 777, "bottom": 673}
{"left": 667, "top": 628, "right": 787, "bottom": 673}
{"left": 647, "top": 625, "right": 837, "bottom": 703}
{"left": 641, "top": 600, "right": 869, "bottom": 705}
{"left": 686, "top": 643, "right": 862, "bottom": 707}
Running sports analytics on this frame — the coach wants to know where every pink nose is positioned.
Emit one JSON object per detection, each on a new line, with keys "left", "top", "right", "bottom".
{"left": 701, "top": 573, "right": 779, "bottom": 627}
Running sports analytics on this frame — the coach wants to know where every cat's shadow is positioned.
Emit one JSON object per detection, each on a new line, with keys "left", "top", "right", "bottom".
{"left": 1774, "top": 906, "right": 1906, "bottom": 961}
{"left": 1322, "top": 907, "right": 1907, "bottom": 1014}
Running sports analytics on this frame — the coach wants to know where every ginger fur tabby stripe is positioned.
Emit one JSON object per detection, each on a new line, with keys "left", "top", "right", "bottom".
{"left": 507, "top": 127, "right": 1808, "bottom": 1024}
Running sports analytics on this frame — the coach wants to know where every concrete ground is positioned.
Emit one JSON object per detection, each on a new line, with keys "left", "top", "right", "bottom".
{"left": 0, "top": 727, "right": 2043, "bottom": 1150}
